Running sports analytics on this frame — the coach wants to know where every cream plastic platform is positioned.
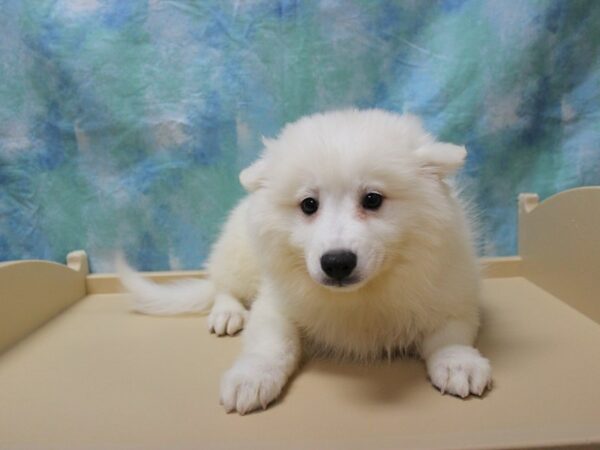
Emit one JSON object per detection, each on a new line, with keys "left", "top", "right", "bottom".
{"left": 1, "top": 187, "right": 600, "bottom": 450}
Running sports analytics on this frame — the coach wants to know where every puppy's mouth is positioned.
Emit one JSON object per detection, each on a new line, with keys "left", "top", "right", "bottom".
{"left": 320, "top": 275, "right": 363, "bottom": 291}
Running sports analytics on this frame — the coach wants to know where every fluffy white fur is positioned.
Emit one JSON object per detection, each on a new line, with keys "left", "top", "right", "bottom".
{"left": 119, "top": 109, "right": 492, "bottom": 415}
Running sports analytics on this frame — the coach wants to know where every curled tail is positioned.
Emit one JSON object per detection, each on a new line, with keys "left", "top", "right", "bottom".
{"left": 116, "top": 255, "right": 216, "bottom": 315}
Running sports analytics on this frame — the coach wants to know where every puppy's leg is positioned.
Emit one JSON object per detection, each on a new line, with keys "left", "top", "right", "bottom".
{"left": 422, "top": 320, "right": 492, "bottom": 398}
{"left": 220, "top": 290, "right": 301, "bottom": 414}
{"left": 208, "top": 293, "right": 248, "bottom": 336}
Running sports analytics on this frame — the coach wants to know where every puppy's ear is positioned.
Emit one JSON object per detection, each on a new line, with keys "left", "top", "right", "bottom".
{"left": 239, "top": 159, "right": 267, "bottom": 192}
{"left": 415, "top": 142, "right": 467, "bottom": 177}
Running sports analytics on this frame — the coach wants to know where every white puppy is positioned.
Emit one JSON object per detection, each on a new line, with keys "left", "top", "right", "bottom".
{"left": 119, "top": 109, "right": 492, "bottom": 415}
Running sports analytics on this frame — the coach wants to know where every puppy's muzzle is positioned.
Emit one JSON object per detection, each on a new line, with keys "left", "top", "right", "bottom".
{"left": 320, "top": 250, "right": 357, "bottom": 283}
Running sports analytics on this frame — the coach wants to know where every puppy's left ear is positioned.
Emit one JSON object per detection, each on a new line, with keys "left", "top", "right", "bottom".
{"left": 415, "top": 142, "right": 467, "bottom": 178}
{"left": 239, "top": 159, "right": 267, "bottom": 192}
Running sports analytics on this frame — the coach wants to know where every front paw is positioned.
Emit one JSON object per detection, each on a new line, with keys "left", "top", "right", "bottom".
{"left": 427, "top": 345, "right": 492, "bottom": 398}
{"left": 220, "top": 356, "right": 288, "bottom": 414}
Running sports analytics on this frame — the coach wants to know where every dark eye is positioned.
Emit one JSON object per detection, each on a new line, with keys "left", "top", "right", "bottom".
{"left": 300, "top": 197, "right": 319, "bottom": 215}
{"left": 362, "top": 192, "right": 384, "bottom": 210}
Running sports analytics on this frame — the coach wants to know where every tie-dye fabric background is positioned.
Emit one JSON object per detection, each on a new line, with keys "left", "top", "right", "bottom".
{"left": 1, "top": 0, "right": 599, "bottom": 272}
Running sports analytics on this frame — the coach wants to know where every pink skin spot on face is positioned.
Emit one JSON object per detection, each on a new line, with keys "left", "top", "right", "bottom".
{"left": 355, "top": 207, "right": 369, "bottom": 221}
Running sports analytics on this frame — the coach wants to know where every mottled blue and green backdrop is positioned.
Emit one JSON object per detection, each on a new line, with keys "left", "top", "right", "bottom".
{"left": 1, "top": 0, "right": 599, "bottom": 271}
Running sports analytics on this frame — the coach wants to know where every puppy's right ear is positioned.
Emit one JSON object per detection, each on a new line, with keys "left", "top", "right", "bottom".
{"left": 239, "top": 159, "right": 267, "bottom": 193}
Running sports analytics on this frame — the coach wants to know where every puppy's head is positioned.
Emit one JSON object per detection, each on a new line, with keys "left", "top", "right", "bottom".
{"left": 240, "top": 109, "right": 466, "bottom": 291}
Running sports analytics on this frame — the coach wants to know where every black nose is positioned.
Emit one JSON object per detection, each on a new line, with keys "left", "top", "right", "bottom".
{"left": 320, "top": 250, "right": 357, "bottom": 281}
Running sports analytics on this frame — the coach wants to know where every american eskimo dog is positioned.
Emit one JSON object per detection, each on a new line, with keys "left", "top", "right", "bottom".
{"left": 119, "top": 109, "right": 492, "bottom": 415}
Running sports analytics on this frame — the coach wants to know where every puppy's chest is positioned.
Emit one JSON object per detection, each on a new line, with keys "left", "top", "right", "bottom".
{"left": 291, "top": 297, "right": 430, "bottom": 358}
